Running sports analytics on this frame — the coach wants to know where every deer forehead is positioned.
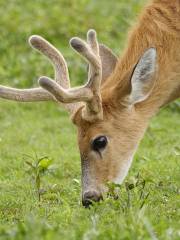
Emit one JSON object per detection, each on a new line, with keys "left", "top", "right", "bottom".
{"left": 76, "top": 110, "right": 135, "bottom": 149}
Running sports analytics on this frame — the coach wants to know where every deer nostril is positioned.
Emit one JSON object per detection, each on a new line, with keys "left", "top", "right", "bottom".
{"left": 82, "top": 191, "right": 103, "bottom": 208}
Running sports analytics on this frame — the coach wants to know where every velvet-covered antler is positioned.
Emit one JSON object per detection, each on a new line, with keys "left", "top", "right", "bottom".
{"left": 39, "top": 30, "right": 103, "bottom": 121}
{"left": 0, "top": 30, "right": 105, "bottom": 121}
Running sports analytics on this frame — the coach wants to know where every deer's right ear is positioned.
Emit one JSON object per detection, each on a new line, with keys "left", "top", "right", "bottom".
{"left": 99, "top": 44, "right": 118, "bottom": 83}
{"left": 123, "top": 48, "right": 157, "bottom": 106}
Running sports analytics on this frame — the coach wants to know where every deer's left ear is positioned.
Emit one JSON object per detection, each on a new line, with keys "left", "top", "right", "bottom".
{"left": 99, "top": 44, "right": 118, "bottom": 83}
{"left": 125, "top": 48, "right": 157, "bottom": 106}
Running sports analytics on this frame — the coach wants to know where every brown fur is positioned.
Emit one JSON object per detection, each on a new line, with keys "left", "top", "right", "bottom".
{"left": 73, "top": 0, "right": 180, "bottom": 201}
{"left": 102, "top": 0, "right": 180, "bottom": 113}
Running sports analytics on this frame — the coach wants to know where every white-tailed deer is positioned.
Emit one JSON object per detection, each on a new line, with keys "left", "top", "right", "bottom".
{"left": 0, "top": 0, "right": 180, "bottom": 207}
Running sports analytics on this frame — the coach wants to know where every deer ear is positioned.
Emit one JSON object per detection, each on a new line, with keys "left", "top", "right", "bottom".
{"left": 87, "top": 44, "right": 117, "bottom": 83}
{"left": 99, "top": 44, "right": 118, "bottom": 83}
{"left": 124, "top": 48, "right": 157, "bottom": 106}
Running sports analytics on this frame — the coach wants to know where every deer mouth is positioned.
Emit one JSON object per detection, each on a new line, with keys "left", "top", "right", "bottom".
{"left": 82, "top": 190, "right": 103, "bottom": 208}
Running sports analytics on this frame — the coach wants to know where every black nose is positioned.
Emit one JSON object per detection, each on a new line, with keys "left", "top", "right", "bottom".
{"left": 82, "top": 191, "right": 102, "bottom": 207}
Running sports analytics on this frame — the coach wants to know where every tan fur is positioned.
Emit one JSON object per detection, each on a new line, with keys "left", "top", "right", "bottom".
{"left": 73, "top": 0, "right": 180, "bottom": 201}
{"left": 102, "top": 0, "right": 180, "bottom": 113}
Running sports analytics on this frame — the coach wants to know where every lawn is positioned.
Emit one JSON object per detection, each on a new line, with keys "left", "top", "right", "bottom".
{"left": 0, "top": 0, "right": 179, "bottom": 239}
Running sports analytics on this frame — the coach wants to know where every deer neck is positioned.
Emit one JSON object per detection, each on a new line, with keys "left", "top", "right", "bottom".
{"left": 105, "top": 1, "right": 180, "bottom": 119}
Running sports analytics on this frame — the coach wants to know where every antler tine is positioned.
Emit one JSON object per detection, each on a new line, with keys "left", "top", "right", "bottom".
{"left": 39, "top": 76, "right": 93, "bottom": 103}
{"left": 0, "top": 85, "right": 53, "bottom": 102}
{"left": 86, "top": 29, "right": 101, "bottom": 92}
{"left": 87, "top": 29, "right": 99, "bottom": 55}
{"left": 69, "top": 30, "right": 103, "bottom": 119}
{"left": 69, "top": 37, "right": 101, "bottom": 71}
{"left": 29, "top": 35, "right": 70, "bottom": 89}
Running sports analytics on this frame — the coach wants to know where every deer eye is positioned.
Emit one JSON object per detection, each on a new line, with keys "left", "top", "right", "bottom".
{"left": 92, "top": 136, "right": 108, "bottom": 152}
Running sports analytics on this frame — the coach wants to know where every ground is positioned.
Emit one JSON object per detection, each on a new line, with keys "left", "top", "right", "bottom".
{"left": 0, "top": 0, "right": 179, "bottom": 239}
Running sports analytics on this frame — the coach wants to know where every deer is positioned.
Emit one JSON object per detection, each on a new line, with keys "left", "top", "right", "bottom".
{"left": 0, "top": 0, "right": 180, "bottom": 207}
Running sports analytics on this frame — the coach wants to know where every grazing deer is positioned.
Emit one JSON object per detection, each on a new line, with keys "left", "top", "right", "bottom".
{"left": 0, "top": 0, "right": 180, "bottom": 207}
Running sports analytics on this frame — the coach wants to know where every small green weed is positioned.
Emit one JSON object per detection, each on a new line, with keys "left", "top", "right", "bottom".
{"left": 24, "top": 154, "right": 57, "bottom": 202}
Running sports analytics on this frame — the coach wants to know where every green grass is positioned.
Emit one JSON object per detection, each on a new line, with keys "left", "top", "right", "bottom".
{"left": 0, "top": 0, "right": 179, "bottom": 239}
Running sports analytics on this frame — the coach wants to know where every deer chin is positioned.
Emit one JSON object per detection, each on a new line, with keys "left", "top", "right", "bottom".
{"left": 113, "top": 156, "right": 134, "bottom": 184}
{"left": 112, "top": 144, "right": 139, "bottom": 185}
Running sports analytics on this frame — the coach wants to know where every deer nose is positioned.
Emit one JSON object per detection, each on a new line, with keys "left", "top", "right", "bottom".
{"left": 82, "top": 191, "right": 102, "bottom": 207}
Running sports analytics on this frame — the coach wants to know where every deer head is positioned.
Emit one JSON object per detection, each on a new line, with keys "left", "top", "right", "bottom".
{"left": 0, "top": 30, "right": 157, "bottom": 207}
